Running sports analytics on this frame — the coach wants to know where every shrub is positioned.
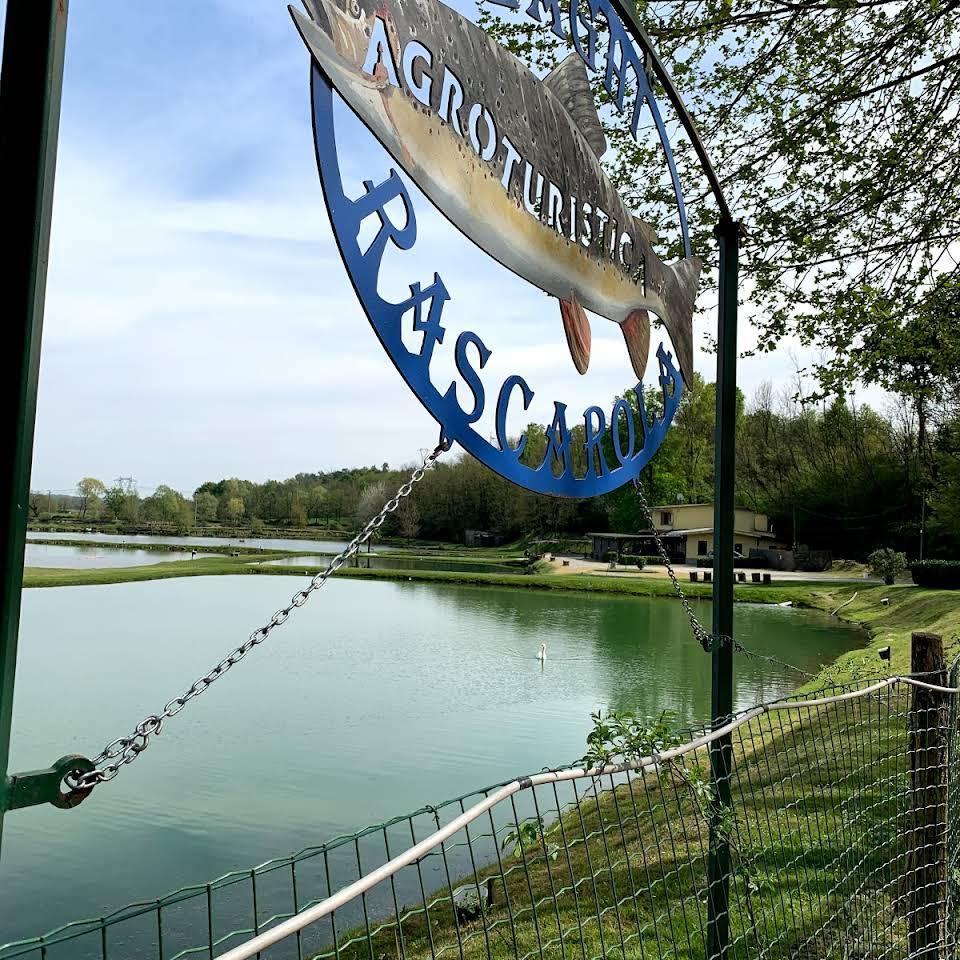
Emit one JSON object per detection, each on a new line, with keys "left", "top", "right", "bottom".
{"left": 911, "top": 560, "right": 960, "bottom": 589}
{"left": 642, "top": 555, "right": 664, "bottom": 566}
{"left": 604, "top": 550, "right": 618, "bottom": 564}
{"left": 620, "top": 554, "right": 646, "bottom": 569}
{"left": 867, "top": 547, "right": 908, "bottom": 585}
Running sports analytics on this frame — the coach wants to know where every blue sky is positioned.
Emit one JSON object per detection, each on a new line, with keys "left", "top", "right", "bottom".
{"left": 6, "top": 0, "right": 887, "bottom": 496}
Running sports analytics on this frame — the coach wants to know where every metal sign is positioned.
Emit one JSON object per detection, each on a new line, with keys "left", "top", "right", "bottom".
{"left": 291, "top": 0, "right": 701, "bottom": 497}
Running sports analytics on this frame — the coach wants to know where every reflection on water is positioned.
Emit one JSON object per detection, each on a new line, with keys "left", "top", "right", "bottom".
{"left": 1, "top": 577, "right": 864, "bottom": 947}
{"left": 27, "top": 530, "right": 356, "bottom": 554}
{"left": 267, "top": 554, "right": 520, "bottom": 574}
{"left": 23, "top": 543, "right": 210, "bottom": 568}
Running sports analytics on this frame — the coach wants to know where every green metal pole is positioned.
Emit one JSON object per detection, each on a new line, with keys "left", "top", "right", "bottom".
{"left": 0, "top": 0, "right": 69, "bottom": 847}
{"left": 707, "top": 217, "right": 740, "bottom": 960}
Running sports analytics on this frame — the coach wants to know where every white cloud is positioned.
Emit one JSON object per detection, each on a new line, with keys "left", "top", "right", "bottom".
{"left": 29, "top": 0, "right": 889, "bottom": 495}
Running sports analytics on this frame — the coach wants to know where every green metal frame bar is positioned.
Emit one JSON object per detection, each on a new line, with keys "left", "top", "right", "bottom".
{"left": 0, "top": 0, "right": 72, "bottom": 838}
{"left": 707, "top": 217, "right": 741, "bottom": 960}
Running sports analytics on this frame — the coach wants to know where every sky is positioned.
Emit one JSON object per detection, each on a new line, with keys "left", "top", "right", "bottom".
{"left": 6, "top": 0, "right": 888, "bottom": 496}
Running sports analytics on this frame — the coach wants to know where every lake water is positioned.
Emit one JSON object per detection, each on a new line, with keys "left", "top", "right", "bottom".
{"left": 266, "top": 554, "right": 521, "bottom": 574}
{"left": 27, "top": 530, "right": 357, "bottom": 555}
{"left": 23, "top": 543, "right": 211, "bottom": 568}
{"left": 0, "top": 577, "right": 864, "bottom": 948}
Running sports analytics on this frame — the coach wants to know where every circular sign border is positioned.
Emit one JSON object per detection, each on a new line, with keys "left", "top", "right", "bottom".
{"left": 308, "top": 38, "right": 686, "bottom": 496}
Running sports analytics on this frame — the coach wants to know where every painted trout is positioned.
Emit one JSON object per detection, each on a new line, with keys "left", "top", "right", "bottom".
{"left": 291, "top": 0, "right": 701, "bottom": 383}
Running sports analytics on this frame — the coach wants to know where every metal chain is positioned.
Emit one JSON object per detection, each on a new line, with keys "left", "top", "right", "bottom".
{"left": 67, "top": 441, "right": 449, "bottom": 793}
{"left": 632, "top": 479, "right": 713, "bottom": 652}
{"left": 632, "top": 480, "right": 833, "bottom": 679}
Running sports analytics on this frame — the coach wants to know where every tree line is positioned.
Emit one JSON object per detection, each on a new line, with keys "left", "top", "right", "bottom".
{"left": 35, "top": 374, "right": 960, "bottom": 561}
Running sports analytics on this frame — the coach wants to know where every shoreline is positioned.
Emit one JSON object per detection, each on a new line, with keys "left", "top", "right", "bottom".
{"left": 22, "top": 554, "right": 959, "bottom": 681}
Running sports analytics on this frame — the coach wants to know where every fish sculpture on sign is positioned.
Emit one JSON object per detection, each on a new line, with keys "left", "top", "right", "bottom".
{"left": 290, "top": 0, "right": 701, "bottom": 385}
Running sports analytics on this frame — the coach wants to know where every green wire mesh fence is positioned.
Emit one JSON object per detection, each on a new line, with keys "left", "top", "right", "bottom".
{"left": 1, "top": 666, "right": 956, "bottom": 960}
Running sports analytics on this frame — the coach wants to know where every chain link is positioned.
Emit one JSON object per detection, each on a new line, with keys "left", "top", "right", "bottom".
{"left": 632, "top": 480, "right": 713, "bottom": 652}
{"left": 632, "top": 481, "right": 832, "bottom": 679}
{"left": 67, "top": 441, "right": 449, "bottom": 793}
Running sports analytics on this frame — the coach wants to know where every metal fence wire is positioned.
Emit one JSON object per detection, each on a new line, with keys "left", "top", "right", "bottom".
{"left": 2, "top": 667, "right": 958, "bottom": 960}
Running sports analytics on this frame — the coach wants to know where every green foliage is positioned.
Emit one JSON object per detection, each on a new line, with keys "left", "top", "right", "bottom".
{"left": 501, "top": 819, "right": 560, "bottom": 862}
{"left": 604, "top": 550, "right": 619, "bottom": 564}
{"left": 51, "top": 382, "right": 960, "bottom": 561}
{"left": 867, "top": 548, "right": 907, "bottom": 585}
{"left": 911, "top": 560, "right": 960, "bottom": 590}
{"left": 620, "top": 554, "right": 646, "bottom": 569}
{"left": 75, "top": 477, "right": 106, "bottom": 520}
{"left": 582, "top": 710, "right": 737, "bottom": 842}
{"left": 583, "top": 710, "right": 684, "bottom": 768}
{"left": 480, "top": 0, "right": 960, "bottom": 402}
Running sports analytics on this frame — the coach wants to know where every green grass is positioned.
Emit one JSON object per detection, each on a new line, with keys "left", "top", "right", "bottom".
{"left": 20, "top": 556, "right": 826, "bottom": 603}
{"left": 18, "top": 545, "right": 960, "bottom": 958}
{"left": 297, "top": 583, "right": 960, "bottom": 960}
{"left": 306, "top": 654, "right": 920, "bottom": 960}
{"left": 26, "top": 537, "right": 290, "bottom": 556}
{"left": 21, "top": 555, "right": 280, "bottom": 587}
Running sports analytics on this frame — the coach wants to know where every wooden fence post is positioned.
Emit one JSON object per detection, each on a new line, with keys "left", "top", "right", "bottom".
{"left": 908, "top": 631, "right": 948, "bottom": 959}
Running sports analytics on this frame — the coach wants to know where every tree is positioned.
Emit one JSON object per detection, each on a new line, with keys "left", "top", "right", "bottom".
{"left": 194, "top": 492, "right": 218, "bottom": 523}
{"left": 868, "top": 548, "right": 907, "bottom": 586}
{"left": 395, "top": 495, "right": 421, "bottom": 540}
{"left": 481, "top": 0, "right": 960, "bottom": 395}
{"left": 819, "top": 276, "right": 960, "bottom": 460}
{"left": 142, "top": 485, "right": 185, "bottom": 525}
{"left": 76, "top": 477, "right": 106, "bottom": 520}
{"left": 223, "top": 497, "right": 245, "bottom": 524}
{"left": 104, "top": 484, "right": 139, "bottom": 523}
{"left": 217, "top": 480, "right": 246, "bottom": 522}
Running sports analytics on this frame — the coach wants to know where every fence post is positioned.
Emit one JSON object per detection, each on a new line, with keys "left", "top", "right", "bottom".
{"left": 0, "top": 0, "right": 69, "bottom": 849}
{"left": 707, "top": 217, "right": 741, "bottom": 960}
{"left": 908, "top": 630, "right": 948, "bottom": 959}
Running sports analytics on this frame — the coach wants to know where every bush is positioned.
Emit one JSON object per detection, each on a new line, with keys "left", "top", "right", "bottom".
{"left": 698, "top": 555, "right": 768, "bottom": 569}
{"left": 604, "top": 551, "right": 618, "bottom": 564}
{"left": 868, "top": 547, "right": 908, "bottom": 585}
{"left": 642, "top": 555, "right": 664, "bottom": 566}
{"left": 620, "top": 555, "right": 646, "bottom": 570}
{"left": 911, "top": 560, "right": 960, "bottom": 589}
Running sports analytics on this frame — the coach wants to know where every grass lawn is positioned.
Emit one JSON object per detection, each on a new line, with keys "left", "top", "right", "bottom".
{"left": 16, "top": 549, "right": 960, "bottom": 959}
{"left": 292, "top": 582, "right": 959, "bottom": 960}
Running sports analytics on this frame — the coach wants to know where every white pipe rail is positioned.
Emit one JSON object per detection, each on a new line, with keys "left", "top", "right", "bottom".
{"left": 217, "top": 674, "right": 959, "bottom": 960}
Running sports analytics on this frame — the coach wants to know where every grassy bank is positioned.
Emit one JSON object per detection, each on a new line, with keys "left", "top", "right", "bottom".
{"left": 21, "top": 552, "right": 960, "bottom": 679}
{"left": 21, "top": 556, "right": 825, "bottom": 603}
{"left": 26, "top": 537, "right": 291, "bottom": 557}
{"left": 21, "top": 555, "right": 277, "bottom": 587}
{"left": 19, "top": 548, "right": 960, "bottom": 958}
{"left": 285, "top": 583, "right": 960, "bottom": 960}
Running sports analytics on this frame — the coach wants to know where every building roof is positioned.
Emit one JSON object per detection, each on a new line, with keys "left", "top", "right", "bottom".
{"left": 587, "top": 532, "right": 654, "bottom": 539}
{"left": 590, "top": 528, "right": 783, "bottom": 543}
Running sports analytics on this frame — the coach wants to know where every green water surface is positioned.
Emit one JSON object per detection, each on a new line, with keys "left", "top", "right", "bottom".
{"left": 0, "top": 576, "right": 864, "bottom": 946}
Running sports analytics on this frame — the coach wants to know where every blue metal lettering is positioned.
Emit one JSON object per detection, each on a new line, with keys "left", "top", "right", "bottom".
{"left": 400, "top": 273, "right": 449, "bottom": 366}
{"left": 349, "top": 172, "right": 417, "bottom": 270}
{"left": 583, "top": 406, "right": 608, "bottom": 478}
{"left": 496, "top": 375, "right": 535, "bottom": 458}
{"left": 611, "top": 397, "right": 635, "bottom": 464}
{"left": 444, "top": 331, "right": 491, "bottom": 423}
{"left": 525, "top": 0, "right": 566, "bottom": 39}
{"left": 539, "top": 402, "right": 572, "bottom": 477}
{"left": 569, "top": 0, "right": 599, "bottom": 70}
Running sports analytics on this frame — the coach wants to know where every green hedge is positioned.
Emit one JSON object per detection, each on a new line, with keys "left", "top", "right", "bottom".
{"left": 620, "top": 554, "right": 647, "bottom": 570}
{"left": 911, "top": 560, "right": 960, "bottom": 589}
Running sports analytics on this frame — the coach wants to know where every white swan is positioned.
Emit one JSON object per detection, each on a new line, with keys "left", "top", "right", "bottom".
{"left": 536, "top": 643, "right": 546, "bottom": 663}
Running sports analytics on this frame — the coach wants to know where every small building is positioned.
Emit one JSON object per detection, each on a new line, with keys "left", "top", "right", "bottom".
{"left": 589, "top": 503, "right": 786, "bottom": 564}
{"left": 463, "top": 529, "right": 504, "bottom": 547}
